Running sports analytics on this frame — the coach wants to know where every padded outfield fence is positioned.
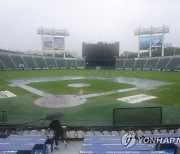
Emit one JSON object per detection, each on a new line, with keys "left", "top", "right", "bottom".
{"left": 113, "top": 107, "right": 162, "bottom": 126}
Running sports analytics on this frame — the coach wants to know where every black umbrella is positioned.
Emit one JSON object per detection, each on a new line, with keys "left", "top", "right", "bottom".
{"left": 45, "top": 112, "right": 64, "bottom": 120}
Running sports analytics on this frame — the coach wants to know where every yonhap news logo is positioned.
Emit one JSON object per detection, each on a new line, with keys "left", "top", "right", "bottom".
{"left": 122, "top": 133, "right": 136, "bottom": 148}
{"left": 122, "top": 133, "right": 180, "bottom": 148}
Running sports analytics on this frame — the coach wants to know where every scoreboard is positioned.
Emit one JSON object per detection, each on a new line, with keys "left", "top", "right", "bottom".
{"left": 82, "top": 42, "right": 119, "bottom": 58}
{"left": 82, "top": 42, "right": 119, "bottom": 69}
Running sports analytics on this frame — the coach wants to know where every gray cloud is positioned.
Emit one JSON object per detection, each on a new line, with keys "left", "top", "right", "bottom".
{"left": 0, "top": 0, "right": 180, "bottom": 56}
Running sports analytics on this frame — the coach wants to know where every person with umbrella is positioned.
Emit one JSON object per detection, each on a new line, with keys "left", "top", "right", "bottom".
{"left": 45, "top": 112, "right": 66, "bottom": 150}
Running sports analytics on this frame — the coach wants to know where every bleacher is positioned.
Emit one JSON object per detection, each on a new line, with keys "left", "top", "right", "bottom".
{"left": 10, "top": 55, "right": 27, "bottom": 68}
{"left": 0, "top": 54, "right": 16, "bottom": 69}
{"left": 115, "top": 59, "right": 125, "bottom": 68}
{"left": 156, "top": 57, "right": 171, "bottom": 70}
{"left": 0, "top": 134, "right": 53, "bottom": 154}
{"left": 56, "top": 58, "right": 67, "bottom": 68}
{"left": 134, "top": 59, "right": 147, "bottom": 69}
{"left": 0, "top": 125, "right": 180, "bottom": 153}
{"left": 115, "top": 56, "right": 180, "bottom": 71}
{"left": 45, "top": 58, "right": 57, "bottom": 68}
{"left": 66, "top": 59, "right": 77, "bottom": 68}
{"left": 166, "top": 57, "right": 180, "bottom": 71}
{"left": 0, "top": 49, "right": 180, "bottom": 71}
{"left": 23, "top": 56, "right": 37, "bottom": 68}
{"left": 77, "top": 59, "right": 85, "bottom": 68}
{"left": 80, "top": 135, "right": 156, "bottom": 154}
{"left": 124, "top": 59, "right": 135, "bottom": 68}
{"left": 144, "top": 58, "right": 159, "bottom": 69}
{"left": 79, "top": 134, "right": 180, "bottom": 154}
{"left": 34, "top": 57, "right": 47, "bottom": 68}
{"left": 0, "top": 60, "right": 4, "bottom": 69}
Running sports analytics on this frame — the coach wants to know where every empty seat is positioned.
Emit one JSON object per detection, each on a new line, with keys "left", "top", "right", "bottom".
{"left": 102, "top": 131, "right": 111, "bottom": 135}
{"left": 136, "top": 130, "right": 144, "bottom": 137}
{"left": 94, "top": 131, "right": 103, "bottom": 135}
{"left": 153, "top": 129, "right": 160, "bottom": 134}
{"left": 69, "top": 130, "right": 77, "bottom": 138}
{"left": 144, "top": 131, "right": 151, "bottom": 135}
{"left": 119, "top": 130, "right": 126, "bottom": 135}
{"left": 85, "top": 131, "right": 94, "bottom": 136}
{"left": 77, "top": 130, "right": 85, "bottom": 138}
{"left": 160, "top": 129, "right": 167, "bottom": 134}
{"left": 111, "top": 131, "right": 119, "bottom": 135}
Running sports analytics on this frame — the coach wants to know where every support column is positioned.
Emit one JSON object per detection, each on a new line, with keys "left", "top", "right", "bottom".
{"left": 138, "top": 27, "right": 140, "bottom": 58}
{"left": 53, "top": 28, "right": 55, "bottom": 58}
{"left": 41, "top": 27, "right": 44, "bottom": 56}
{"left": 149, "top": 26, "right": 152, "bottom": 57}
{"left": 63, "top": 29, "right": 66, "bottom": 58}
{"left": 162, "top": 25, "right": 165, "bottom": 57}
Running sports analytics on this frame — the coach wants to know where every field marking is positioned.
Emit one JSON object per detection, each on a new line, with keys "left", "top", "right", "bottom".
{"left": 117, "top": 94, "right": 157, "bottom": 104}
{"left": 19, "top": 84, "right": 50, "bottom": 97}
{"left": 78, "top": 87, "right": 139, "bottom": 98}
{"left": 0, "top": 91, "right": 16, "bottom": 99}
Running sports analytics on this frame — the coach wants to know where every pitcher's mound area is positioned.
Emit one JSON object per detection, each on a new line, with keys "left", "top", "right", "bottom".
{"left": 34, "top": 95, "right": 87, "bottom": 108}
{"left": 68, "top": 83, "right": 90, "bottom": 87}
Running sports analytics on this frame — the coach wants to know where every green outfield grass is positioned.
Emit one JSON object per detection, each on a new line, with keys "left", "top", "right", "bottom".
{"left": 0, "top": 69, "right": 180, "bottom": 126}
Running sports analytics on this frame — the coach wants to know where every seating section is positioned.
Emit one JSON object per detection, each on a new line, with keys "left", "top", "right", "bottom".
{"left": 66, "top": 59, "right": 77, "bottom": 68}
{"left": 34, "top": 57, "right": 47, "bottom": 68}
{"left": 80, "top": 135, "right": 156, "bottom": 154}
{"left": 0, "top": 54, "right": 16, "bottom": 68}
{"left": 77, "top": 59, "right": 85, "bottom": 67}
{"left": 56, "top": 59, "right": 67, "bottom": 67}
{"left": 135, "top": 59, "right": 147, "bottom": 69}
{"left": 0, "top": 128, "right": 180, "bottom": 153}
{"left": 144, "top": 58, "right": 159, "bottom": 69}
{"left": 166, "top": 57, "right": 180, "bottom": 70}
{"left": 156, "top": 58, "right": 171, "bottom": 69}
{"left": 11, "top": 55, "right": 27, "bottom": 67}
{"left": 116, "top": 56, "right": 180, "bottom": 71}
{"left": 0, "top": 134, "right": 52, "bottom": 154}
{"left": 0, "top": 50, "right": 179, "bottom": 71}
{"left": 115, "top": 59, "right": 124, "bottom": 68}
{"left": 80, "top": 134, "right": 180, "bottom": 154}
{"left": 0, "top": 60, "right": 4, "bottom": 69}
{"left": 45, "top": 58, "right": 57, "bottom": 68}
{"left": 23, "top": 56, "right": 37, "bottom": 68}
{"left": 124, "top": 59, "right": 135, "bottom": 68}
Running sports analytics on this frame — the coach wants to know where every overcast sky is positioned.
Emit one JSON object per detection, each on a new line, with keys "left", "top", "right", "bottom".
{"left": 0, "top": 0, "right": 180, "bottom": 56}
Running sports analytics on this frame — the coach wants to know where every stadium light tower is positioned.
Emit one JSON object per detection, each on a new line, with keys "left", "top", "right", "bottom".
{"left": 134, "top": 25, "right": 169, "bottom": 58}
{"left": 37, "top": 27, "right": 69, "bottom": 57}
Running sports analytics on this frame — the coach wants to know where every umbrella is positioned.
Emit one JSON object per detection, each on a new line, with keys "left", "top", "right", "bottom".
{"left": 45, "top": 112, "right": 64, "bottom": 120}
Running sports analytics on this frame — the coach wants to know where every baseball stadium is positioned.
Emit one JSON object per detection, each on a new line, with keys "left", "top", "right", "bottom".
{"left": 0, "top": 1, "right": 180, "bottom": 153}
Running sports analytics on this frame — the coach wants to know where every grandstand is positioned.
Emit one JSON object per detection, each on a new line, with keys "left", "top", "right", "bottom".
{"left": 116, "top": 56, "right": 180, "bottom": 71}
{"left": 0, "top": 49, "right": 180, "bottom": 71}
{"left": 0, "top": 49, "right": 86, "bottom": 70}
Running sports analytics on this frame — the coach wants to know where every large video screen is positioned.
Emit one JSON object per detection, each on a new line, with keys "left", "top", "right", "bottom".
{"left": 140, "top": 35, "right": 163, "bottom": 50}
{"left": 82, "top": 42, "right": 119, "bottom": 58}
